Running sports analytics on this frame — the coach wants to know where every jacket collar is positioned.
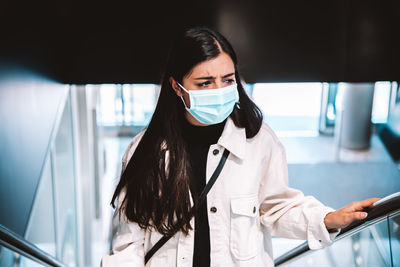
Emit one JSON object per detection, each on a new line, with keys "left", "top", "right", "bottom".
{"left": 217, "top": 117, "right": 246, "bottom": 160}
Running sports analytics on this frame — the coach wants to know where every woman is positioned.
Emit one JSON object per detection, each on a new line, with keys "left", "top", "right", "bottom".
{"left": 101, "top": 26, "right": 379, "bottom": 267}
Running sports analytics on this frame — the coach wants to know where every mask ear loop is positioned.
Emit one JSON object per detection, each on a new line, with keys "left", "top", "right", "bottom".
{"left": 176, "top": 81, "right": 191, "bottom": 110}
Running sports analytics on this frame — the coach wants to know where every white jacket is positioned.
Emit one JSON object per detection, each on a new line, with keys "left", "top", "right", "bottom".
{"left": 101, "top": 117, "right": 340, "bottom": 267}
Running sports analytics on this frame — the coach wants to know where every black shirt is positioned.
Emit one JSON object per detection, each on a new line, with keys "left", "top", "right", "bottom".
{"left": 180, "top": 117, "right": 226, "bottom": 267}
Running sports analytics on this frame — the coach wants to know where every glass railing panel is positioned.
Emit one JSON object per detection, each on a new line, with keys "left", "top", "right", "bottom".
{"left": 24, "top": 155, "right": 56, "bottom": 257}
{"left": 272, "top": 237, "right": 306, "bottom": 259}
{"left": 389, "top": 212, "right": 400, "bottom": 266}
{"left": 280, "top": 218, "right": 391, "bottom": 267}
{"left": 0, "top": 245, "right": 44, "bottom": 267}
{"left": 52, "top": 94, "right": 78, "bottom": 266}
{"left": 20, "top": 254, "right": 44, "bottom": 267}
{"left": 0, "top": 245, "right": 15, "bottom": 266}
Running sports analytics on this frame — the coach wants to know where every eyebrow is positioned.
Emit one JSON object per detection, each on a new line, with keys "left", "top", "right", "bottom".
{"left": 194, "top": 72, "right": 235, "bottom": 80}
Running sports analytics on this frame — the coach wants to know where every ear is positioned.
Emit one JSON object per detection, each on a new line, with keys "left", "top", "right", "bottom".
{"left": 169, "top": 77, "right": 183, "bottom": 97}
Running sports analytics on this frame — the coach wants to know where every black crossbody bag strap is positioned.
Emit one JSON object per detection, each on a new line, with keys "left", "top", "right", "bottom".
{"left": 144, "top": 148, "right": 230, "bottom": 265}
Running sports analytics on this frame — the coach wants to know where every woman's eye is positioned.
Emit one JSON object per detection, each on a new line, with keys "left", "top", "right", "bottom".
{"left": 197, "top": 81, "right": 210, "bottom": 87}
{"left": 196, "top": 79, "right": 234, "bottom": 88}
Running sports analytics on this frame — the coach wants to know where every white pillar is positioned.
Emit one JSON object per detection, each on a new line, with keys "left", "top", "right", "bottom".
{"left": 335, "top": 83, "right": 375, "bottom": 150}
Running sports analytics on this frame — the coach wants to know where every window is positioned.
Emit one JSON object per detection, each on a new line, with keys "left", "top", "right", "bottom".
{"left": 251, "top": 83, "right": 323, "bottom": 137}
{"left": 97, "top": 84, "right": 159, "bottom": 126}
{"left": 371, "top": 81, "right": 391, "bottom": 124}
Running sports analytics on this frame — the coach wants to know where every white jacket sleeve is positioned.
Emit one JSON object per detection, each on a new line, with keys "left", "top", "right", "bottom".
{"left": 259, "top": 139, "right": 340, "bottom": 250}
{"left": 101, "top": 131, "right": 147, "bottom": 267}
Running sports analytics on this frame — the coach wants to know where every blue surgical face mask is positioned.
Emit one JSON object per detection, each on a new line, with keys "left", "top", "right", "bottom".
{"left": 176, "top": 81, "right": 239, "bottom": 125}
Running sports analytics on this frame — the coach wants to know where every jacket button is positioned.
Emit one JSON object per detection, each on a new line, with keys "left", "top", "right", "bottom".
{"left": 210, "top": 206, "right": 217, "bottom": 213}
{"left": 212, "top": 149, "right": 219, "bottom": 155}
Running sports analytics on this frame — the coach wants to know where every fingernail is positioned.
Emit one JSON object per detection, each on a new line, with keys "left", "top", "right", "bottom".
{"left": 362, "top": 212, "right": 368, "bottom": 218}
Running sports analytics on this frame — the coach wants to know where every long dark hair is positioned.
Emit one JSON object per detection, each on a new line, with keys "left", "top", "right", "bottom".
{"left": 111, "top": 26, "right": 263, "bottom": 236}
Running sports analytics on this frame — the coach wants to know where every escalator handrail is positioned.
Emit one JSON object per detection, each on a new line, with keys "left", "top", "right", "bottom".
{"left": 0, "top": 224, "right": 67, "bottom": 267}
{"left": 274, "top": 192, "right": 400, "bottom": 266}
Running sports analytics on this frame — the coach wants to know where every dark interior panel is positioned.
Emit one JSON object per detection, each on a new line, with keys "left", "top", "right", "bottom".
{"left": 0, "top": 0, "right": 398, "bottom": 84}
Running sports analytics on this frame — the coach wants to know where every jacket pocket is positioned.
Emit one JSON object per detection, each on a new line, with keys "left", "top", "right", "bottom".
{"left": 230, "top": 194, "right": 261, "bottom": 260}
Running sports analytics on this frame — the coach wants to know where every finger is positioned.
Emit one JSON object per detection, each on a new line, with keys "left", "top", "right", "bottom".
{"left": 361, "top": 197, "right": 381, "bottom": 206}
{"left": 354, "top": 198, "right": 381, "bottom": 210}
{"left": 352, "top": 211, "right": 368, "bottom": 220}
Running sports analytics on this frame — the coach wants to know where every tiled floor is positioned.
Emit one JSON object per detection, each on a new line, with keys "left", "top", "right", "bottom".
{"left": 280, "top": 134, "right": 393, "bottom": 164}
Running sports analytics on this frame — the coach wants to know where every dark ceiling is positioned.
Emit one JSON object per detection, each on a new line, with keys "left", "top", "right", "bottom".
{"left": 0, "top": 0, "right": 399, "bottom": 84}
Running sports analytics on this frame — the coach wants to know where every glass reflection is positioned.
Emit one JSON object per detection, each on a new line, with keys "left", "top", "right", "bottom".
{"left": 24, "top": 155, "right": 56, "bottom": 257}
{"left": 52, "top": 94, "right": 78, "bottom": 266}
{"left": 389, "top": 212, "right": 400, "bottom": 266}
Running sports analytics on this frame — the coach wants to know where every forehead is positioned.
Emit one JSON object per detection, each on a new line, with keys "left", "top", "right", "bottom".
{"left": 187, "top": 52, "right": 235, "bottom": 79}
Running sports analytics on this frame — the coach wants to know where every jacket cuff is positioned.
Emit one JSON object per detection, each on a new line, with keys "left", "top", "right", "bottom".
{"left": 306, "top": 206, "right": 341, "bottom": 250}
